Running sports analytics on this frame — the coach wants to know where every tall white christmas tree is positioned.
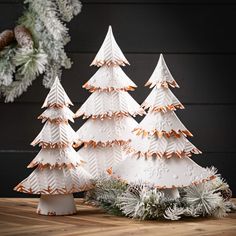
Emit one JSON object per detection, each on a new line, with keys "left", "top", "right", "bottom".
{"left": 14, "top": 77, "right": 92, "bottom": 215}
{"left": 111, "top": 54, "right": 214, "bottom": 198}
{"left": 74, "top": 26, "right": 145, "bottom": 178}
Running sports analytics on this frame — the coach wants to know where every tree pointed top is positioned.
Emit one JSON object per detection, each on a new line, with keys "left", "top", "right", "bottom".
{"left": 145, "top": 54, "right": 179, "bottom": 89}
{"left": 90, "top": 26, "right": 130, "bottom": 67}
{"left": 42, "top": 76, "right": 73, "bottom": 108}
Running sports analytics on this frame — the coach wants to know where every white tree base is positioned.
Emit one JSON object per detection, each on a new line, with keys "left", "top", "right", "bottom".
{"left": 37, "top": 194, "right": 76, "bottom": 216}
{"left": 162, "top": 188, "right": 180, "bottom": 199}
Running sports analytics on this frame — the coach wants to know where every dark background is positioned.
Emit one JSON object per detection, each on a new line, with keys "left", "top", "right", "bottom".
{"left": 0, "top": 0, "right": 235, "bottom": 197}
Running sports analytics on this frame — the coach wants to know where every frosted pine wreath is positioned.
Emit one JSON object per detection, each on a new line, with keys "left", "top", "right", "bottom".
{"left": 86, "top": 172, "right": 235, "bottom": 220}
{"left": 0, "top": 0, "right": 82, "bottom": 102}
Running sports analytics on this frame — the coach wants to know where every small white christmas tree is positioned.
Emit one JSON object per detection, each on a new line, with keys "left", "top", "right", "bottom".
{"left": 14, "top": 77, "right": 92, "bottom": 215}
{"left": 75, "top": 26, "right": 145, "bottom": 178}
{"left": 111, "top": 54, "right": 214, "bottom": 198}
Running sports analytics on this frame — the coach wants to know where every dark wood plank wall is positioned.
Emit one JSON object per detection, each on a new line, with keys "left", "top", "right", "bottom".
{"left": 0, "top": 0, "right": 235, "bottom": 197}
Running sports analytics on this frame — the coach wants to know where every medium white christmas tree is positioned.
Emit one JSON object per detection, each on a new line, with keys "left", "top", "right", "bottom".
{"left": 111, "top": 54, "right": 214, "bottom": 198}
{"left": 14, "top": 77, "right": 92, "bottom": 215}
{"left": 75, "top": 26, "right": 145, "bottom": 178}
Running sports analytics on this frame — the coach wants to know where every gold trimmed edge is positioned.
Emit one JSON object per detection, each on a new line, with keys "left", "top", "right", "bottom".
{"left": 82, "top": 83, "right": 137, "bottom": 92}
{"left": 142, "top": 103, "right": 185, "bottom": 112}
{"left": 31, "top": 141, "right": 71, "bottom": 149}
{"left": 38, "top": 116, "right": 71, "bottom": 124}
{"left": 27, "top": 162, "right": 82, "bottom": 169}
{"left": 125, "top": 147, "right": 202, "bottom": 158}
{"left": 42, "top": 103, "right": 72, "bottom": 109}
{"left": 75, "top": 110, "right": 145, "bottom": 119}
{"left": 133, "top": 128, "right": 193, "bottom": 138}
{"left": 145, "top": 80, "right": 179, "bottom": 89}
{"left": 14, "top": 183, "right": 94, "bottom": 195}
{"left": 90, "top": 59, "right": 130, "bottom": 67}
{"left": 74, "top": 139, "right": 130, "bottom": 148}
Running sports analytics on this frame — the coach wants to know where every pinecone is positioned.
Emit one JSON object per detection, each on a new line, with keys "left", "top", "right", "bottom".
{"left": 220, "top": 188, "right": 232, "bottom": 201}
{"left": 14, "top": 25, "right": 33, "bottom": 48}
{"left": 0, "top": 30, "right": 15, "bottom": 51}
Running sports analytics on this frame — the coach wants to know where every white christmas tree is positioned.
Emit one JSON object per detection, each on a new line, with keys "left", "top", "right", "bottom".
{"left": 111, "top": 54, "right": 214, "bottom": 198}
{"left": 14, "top": 77, "right": 92, "bottom": 215}
{"left": 75, "top": 26, "right": 145, "bottom": 178}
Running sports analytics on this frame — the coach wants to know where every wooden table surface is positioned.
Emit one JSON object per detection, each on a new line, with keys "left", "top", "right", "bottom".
{"left": 0, "top": 198, "right": 235, "bottom": 236}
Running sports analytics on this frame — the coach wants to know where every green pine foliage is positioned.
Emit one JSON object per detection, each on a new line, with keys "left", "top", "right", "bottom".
{"left": 0, "top": 0, "right": 82, "bottom": 102}
{"left": 86, "top": 171, "right": 235, "bottom": 221}
{"left": 85, "top": 178, "right": 128, "bottom": 216}
{"left": 0, "top": 46, "right": 16, "bottom": 87}
{"left": 2, "top": 45, "right": 48, "bottom": 102}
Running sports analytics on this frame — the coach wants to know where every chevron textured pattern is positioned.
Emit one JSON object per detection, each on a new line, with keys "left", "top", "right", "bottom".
{"left": 31, "top": 121, "right": 77, "bottom": 147}
{"left": 76, "top": 91, "right": 144, "bottom": 118}
{"left": 78, "top": 145, "right": 124, "bottom": 178}
{"left": 38, "top": 106, "right": 75, "bottom": 123}
{"left": 142, "top": 86, "right": 183, "bottom": 111}
{"left": 108, "top": 49, "right": 213, "bottom": 190}
{"left": 28, "top": 147, "right": 82, "bottom": 168}
{"left": 90, "top": 26, "right": 130, "bottom": 67}
{"left": 134, "top": 110, "right": 192, "bottom": 137}
{"left": 14, "top": 167, "right": 92, "bottom": 195}
{"left": 145, "top": 54, "right": 179, "bottom": 88}
{"left": 83, "top": 65, "right": 137, "bottom": 91}
{"left": 129, "top": 132, "right": 201, "bottom": 158}
{"left": 74, "top": 26, "right": 144, "bottom": 178}
{"left": 42, "top": 77, "right": 73, "bottom": 108}
{"left": 76, "top": 116, "right": 138, "bottom": 145}
{"left": 15, "top": 76, "right": 93, "bottom": 209}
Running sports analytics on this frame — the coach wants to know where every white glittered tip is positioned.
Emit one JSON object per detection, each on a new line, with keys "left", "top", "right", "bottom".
{"left": 90, "top": 26, "right": 130, "bottom": 67}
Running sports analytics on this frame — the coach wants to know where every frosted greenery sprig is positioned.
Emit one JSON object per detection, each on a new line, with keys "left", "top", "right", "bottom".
{"left": 0, "top": 46, "right": 16, "bottom": 87}
{"left": 86, "top": 171, "right": 235, "bottom": 221}
{"left": 0, "top": 0, "right": 82, "bottom": 102}
{"left": 56, "top": 0, "right": 82, "bottom": 22}
{"left": 2, "top": 45, "right": 48, "bottom": 102}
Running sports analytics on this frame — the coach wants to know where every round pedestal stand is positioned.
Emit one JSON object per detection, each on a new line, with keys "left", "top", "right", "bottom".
{"left": 37, "top": 194, "right": 76, "bottom": 216}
